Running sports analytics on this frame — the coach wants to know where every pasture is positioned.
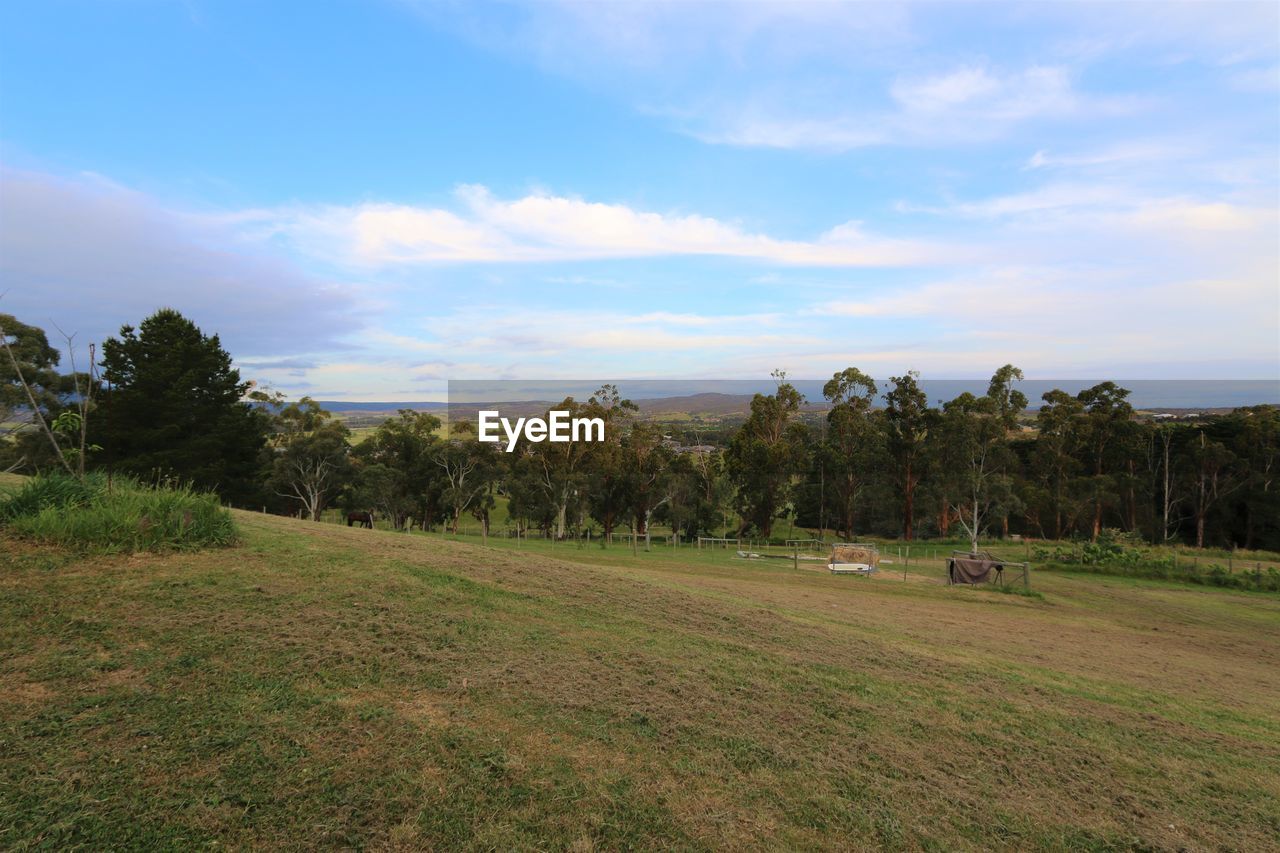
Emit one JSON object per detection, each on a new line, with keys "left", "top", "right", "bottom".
{"left": 3, "top": 504, "right": 1279, "bottom": 849}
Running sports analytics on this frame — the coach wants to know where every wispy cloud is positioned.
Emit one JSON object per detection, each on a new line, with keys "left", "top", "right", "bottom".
{"left": 245, "top": 185, "right": 969, "bottom": 268}
{"left": 683, "top": 64, "right": 1143, "bottom": 151}
{"left": 1023, "top": 141, "right": 1193, "bottom": 171}
{"left": 1229, "top": 63, "right": 1280, "bottom": 92}
{"left": 900, "top": 182, "right": 1274, "bottom": 237}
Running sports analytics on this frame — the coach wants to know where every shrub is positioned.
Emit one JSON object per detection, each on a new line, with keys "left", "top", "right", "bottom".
{"left": 0, "top": 473, "right": 238, "bottom": 553}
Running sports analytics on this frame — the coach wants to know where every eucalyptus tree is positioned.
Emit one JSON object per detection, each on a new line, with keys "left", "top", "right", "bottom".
{"left": 935, "top": 366, "right": 1026, "bottom": 553}
{"left": 883, "top": 372, "right": 931, "bottom": 541}
{"left": 820, "top": 366, "right": 880, "bottom": 539}
{"left": 266, "top": 398, "right": 353, "bottom": 521}
{"left": 525, "top": 393, "right": 602, "bottom": 539}
{"left": 355, "top": 409, "right": 444, "bottom": 529}
{"left": 1184, "top": 427, "right": 1242, "bottom": 549}
{"left": 1032, "top": 389, "right": 1084, "bottom": 539}
{"left": 1075, "top": 382, "right": 1134, "bottom": 540}
{"left": 1147, "top": 422, "right": 1184, "bottom": 544}
{"left": 661, "top": 450, "right": 731, "bottom": 540}
{"left": 434, "top": 420, "right": 501, "bottom": 534}
{"left": 350, "top": 463, "right": 412, "bottom": 529}
{"left": 727, "top": 372, "right": 807, "bottom": 537}
{"left": 1232, "top": 405, "right": 1280, "bottom": 550}
{"left": 621, "top": 420, "right": 671, "bottom": 546}
{"left": 584, "top": 384, "right": 639, "bottom": 542}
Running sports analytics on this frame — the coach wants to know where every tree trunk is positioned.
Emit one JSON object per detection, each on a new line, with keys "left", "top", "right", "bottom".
{"left": 1091, "top": 455, "right": 1105, "bottom": 541}
{"left": 1126, "top": 459, "right": 1137, "bottom": 531}
{"left": 903, "top": 463, "right": 915, "bottom": 541}
{"left": 555, "top": 500, "right": 567, "bottom": 540}
{"left": 970, "top": 496, "right": 980, "bottom": 553}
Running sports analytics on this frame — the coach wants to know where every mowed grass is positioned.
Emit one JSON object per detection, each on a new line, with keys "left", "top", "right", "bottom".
{"left": 2, "top": 513, "right": 1279, "bottom": 849}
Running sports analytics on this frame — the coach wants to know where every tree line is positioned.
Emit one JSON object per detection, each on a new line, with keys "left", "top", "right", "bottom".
{"left": 3, "top": 308, "right": 1276, "bottom": 550}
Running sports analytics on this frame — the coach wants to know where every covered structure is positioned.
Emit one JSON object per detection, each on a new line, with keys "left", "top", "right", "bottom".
{"left": 947, "top": 551, "right": 1030, "bottom": 589}
{"left": 827, "top": 543, "right": 879, "bottom": 575}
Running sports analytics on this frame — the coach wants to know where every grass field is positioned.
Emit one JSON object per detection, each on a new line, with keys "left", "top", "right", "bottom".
{"left": 3, "top": 506, "right": 1279, "bottom": 849}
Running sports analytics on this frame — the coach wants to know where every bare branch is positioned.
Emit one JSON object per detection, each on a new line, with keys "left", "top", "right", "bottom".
{"left": 0, "top": 316, "right": 75, "bottom": 476}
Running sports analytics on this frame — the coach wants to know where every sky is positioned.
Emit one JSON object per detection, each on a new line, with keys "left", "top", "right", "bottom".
{"left": 0, "top": 0, "right": 1277, "bottom": 401}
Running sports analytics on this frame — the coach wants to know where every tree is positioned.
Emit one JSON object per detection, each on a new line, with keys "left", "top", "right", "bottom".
{"left": 1033, "top": 389, "right": 1084, "bottom": 539}
{"left": 267, "top": 400, "right": 353, "bottom": 521}
{"left": 1147, "top": 422, "right": 1185, "bottom": 544}
{"left": 350, "top": 463, "right": 412, "bottom": 528}
{"left": 820, "top": 367, "right": 880, "bottom": 539}
{"left": 883, "top": 372, "right": 931, "bottom": 540}
{"left": 1232, "top": 406, "right": 1280, "bottom": 550}
{"left": 620, "top": 420, "right": 671, "bottom": 547}
{"left": 1185, "top": 428, "right": 1241, "bottom": 549}
{"left": 96, "top": 309, "right": 267, "bottom": 502}
{"left": 1076, "top": 382, "right": 1134, "bottom": 540}
{"left": 935, "top": 366, "right": 1025, "bottom": 553}
{"left": 524, "top": 393, "right": 606, "bottom": 540}
{"left": 434, "top": 421, "right": 500, "bottom": 534}
{"left": 504, "top": 451, "right": 558, "bottom": 537}
{"left": 661, "top": 450, "right": 730, "bottom": 540}
{"left": 584, "top": 385, "right": 639, "bottom": 542}
{"left": 355, "top": 410, "right": 444, "bottom": 529}
{"left": 0, "top": 313, "right": 76, "bottom": 474}
{"left": 986, "top": 364, "right": 1028, "bottom": 422}
{"left": 727, "top": 372, "right": 807, "bottom": 537}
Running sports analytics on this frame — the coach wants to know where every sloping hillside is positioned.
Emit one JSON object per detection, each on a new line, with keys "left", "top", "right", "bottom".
{"left": 2, "top": 512, "right": 1278, "bottom": 849}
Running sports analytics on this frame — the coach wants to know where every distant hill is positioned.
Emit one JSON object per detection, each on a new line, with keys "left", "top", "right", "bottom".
{"left": 320, "top": 393, "right": 823, "bottom": 421}
{"left": 316, "top": 380, "right": 1279, "bottom": 420}
{"left": 316, "top": 401, "right": 449, "bottom": 413}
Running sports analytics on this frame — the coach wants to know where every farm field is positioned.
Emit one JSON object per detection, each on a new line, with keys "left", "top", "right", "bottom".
{"left": 2, "top": 508, "right": 1279, "bottom": 849}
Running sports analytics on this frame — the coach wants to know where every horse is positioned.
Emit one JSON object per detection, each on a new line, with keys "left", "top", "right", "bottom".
{"left": 346, "top": 511, "right": 374, "bottom": 529}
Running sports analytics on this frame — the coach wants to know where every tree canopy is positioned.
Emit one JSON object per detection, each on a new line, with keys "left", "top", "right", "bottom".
{"left": 96, "top": 308, "right": 267, "bottom": 502}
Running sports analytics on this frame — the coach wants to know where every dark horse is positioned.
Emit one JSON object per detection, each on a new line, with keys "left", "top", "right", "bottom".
{"left": 346, "top": 511, "right": 374, "bottom": 529}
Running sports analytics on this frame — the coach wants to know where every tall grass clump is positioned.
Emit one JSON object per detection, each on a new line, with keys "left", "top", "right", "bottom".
{"left": 0, "top": 472, "right": 238, "bottom": 553}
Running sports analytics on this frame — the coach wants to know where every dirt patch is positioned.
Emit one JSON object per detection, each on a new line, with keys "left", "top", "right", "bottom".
{"left": 3, "top": 682, "right": 55, "bottom": 706}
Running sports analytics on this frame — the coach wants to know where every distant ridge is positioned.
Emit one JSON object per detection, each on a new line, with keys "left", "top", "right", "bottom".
{"left": 317, "top": 380, "right": 1279, "bottom": 415}
{"left": 315, "top": 401, "right": 450, "bottom": 412}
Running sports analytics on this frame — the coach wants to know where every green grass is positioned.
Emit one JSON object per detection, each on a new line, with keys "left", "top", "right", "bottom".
{"left": 0, "top": 473, "right": 237, "bottom": 553}
{"left": 2, "top": 511, "right": 1278, "bottom": 849}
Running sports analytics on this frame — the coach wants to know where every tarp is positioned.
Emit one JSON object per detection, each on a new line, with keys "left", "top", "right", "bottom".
{"left": 949, "top": 556, "right": 1002, "bottom": 584}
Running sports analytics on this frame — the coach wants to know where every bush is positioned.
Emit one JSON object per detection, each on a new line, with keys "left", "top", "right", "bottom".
{"left": 0, "top": 473, "right": 238, "bottom": 553}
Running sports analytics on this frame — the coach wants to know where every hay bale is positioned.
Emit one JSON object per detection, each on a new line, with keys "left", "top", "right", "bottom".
{"left": 830, "top": 545, "right": 879, "bottom": 567}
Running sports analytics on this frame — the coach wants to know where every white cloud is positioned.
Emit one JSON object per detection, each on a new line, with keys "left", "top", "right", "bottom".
{"left": 248, "top": 185, "right": 969, "bottom": 268}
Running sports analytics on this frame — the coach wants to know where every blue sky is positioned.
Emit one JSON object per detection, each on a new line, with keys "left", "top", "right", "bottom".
{"left": 1, "top": 0, "right": 1277, "bottom": 400}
